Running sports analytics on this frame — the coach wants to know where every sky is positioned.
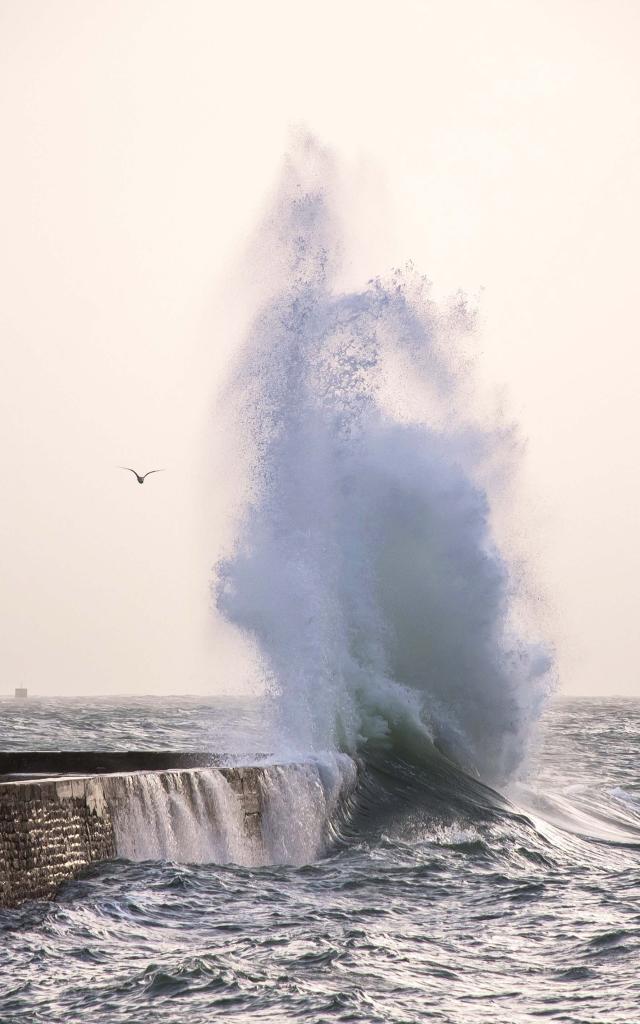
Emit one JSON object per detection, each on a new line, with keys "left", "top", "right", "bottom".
{"left": 0, "top": 0, "right": 638, "bottom": 697}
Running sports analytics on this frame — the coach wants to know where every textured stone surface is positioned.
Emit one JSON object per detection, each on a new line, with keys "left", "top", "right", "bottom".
{"left": 0, "top": 766, "right": 266, "bottom": 907}
{"left": 0, "top": 777, "right": 116, "bottom": 906}
{"left": 0, "top": 751, "right": 242, "bottom": 777}
{"left": 229, "top": 767, "right": 261, "bottom": 838}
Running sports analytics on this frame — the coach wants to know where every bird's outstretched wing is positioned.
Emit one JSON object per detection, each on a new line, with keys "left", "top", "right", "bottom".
{"left": 141, "top": 469, "right": 165, "bottom": 480}
{"left": 119, "top": 467, "right": 140, "bottom": 477}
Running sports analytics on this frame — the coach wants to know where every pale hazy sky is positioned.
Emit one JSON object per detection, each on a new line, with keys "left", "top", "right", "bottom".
{"left": 1, "top": 0, "right": 638, "bottom": 697}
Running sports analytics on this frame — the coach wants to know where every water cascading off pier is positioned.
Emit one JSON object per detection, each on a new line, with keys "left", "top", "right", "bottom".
{"left": 0, "top": 752, "right": 357, "bottom": 906}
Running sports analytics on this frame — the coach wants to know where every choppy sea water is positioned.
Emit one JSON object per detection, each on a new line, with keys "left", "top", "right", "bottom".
{"left": 1, "top": 696, "right": 639, "bottom": 1023}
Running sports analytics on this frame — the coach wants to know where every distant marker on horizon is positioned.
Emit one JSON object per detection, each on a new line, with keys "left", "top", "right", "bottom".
{"left": 119, "top": 467, "right": 165, "bottom": 485}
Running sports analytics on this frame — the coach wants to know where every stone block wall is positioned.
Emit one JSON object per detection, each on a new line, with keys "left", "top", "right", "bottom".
{"left": 223, "top": 766, "right": 261, "bottom": 838}
{"left": 0, "top": 777, "right": 115, "bottom": 907}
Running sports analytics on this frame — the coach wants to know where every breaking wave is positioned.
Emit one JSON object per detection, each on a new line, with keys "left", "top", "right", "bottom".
{"left": 215, "top": 136, "right": 551, "bottom": 785}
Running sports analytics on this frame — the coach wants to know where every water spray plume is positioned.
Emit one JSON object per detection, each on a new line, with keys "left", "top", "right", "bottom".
{"left": 215, "top": 137, "right": 552, "bottom": 784}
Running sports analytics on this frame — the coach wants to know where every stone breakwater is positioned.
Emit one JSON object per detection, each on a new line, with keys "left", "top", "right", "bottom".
{"left": 0, "top": 761, "right": 265, "bottom": 908}
{"left": 0, "top": 776, "right": 116, "bottom": 906}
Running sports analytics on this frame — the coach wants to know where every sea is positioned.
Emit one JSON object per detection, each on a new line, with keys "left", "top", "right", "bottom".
{"left": 0, "top": 696, "right": 639, "bottom": 1024}
{"left": 2, "top": 142, "right": 638, "bottom": 1021}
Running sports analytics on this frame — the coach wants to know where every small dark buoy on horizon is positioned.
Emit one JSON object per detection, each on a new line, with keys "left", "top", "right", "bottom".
{"left": 119, "top": 467, "right": 165, "bottom": 485}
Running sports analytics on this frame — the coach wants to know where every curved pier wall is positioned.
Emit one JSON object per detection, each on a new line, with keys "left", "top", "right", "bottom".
{"left": 0, "top": 758, "right": 356, "bottom": 907}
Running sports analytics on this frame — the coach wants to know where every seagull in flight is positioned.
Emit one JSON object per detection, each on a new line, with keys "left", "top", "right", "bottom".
{"left": 120, "top": 467, "right": 165, "bottom": 485}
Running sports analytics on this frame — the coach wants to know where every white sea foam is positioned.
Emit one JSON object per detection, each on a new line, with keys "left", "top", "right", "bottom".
{"left": 215, "top": 137, "right": 551, "bottom": 784}
{"left": 610, "top": 786, "right": 640, "bottom": 811}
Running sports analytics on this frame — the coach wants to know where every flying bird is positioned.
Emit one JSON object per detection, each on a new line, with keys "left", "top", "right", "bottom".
{"left": 120, "top": 467, "right": 165, "bottom": 485}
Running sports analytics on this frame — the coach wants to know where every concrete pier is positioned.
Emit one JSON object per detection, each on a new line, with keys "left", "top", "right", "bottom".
{"left": 0, "top": 753, "right": 266, "bottom": 907}
{"left": 0, "top": 750, "right": 236, "bottom": 779}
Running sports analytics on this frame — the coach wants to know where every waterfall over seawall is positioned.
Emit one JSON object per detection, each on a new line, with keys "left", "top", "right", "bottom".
{"left": 0, "top": 755, "right": 358, "bottom": 906}
{"left": 104, "top": 768, "right": 261, "bottom": 865}
{"left": 105, "top": 757, "right": 357, "bottom": 867}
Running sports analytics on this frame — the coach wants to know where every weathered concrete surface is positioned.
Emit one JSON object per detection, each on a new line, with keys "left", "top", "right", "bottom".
{"left": 0, "top": 776, "right": 116, "bottom": 906}
{"left": 0, "top": 764, "right": 264, "bottom": 908}
{"left": 0, "top": 751, "right": 241, "bottom": 778}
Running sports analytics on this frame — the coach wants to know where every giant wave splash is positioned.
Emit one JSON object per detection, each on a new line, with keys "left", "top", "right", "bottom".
{"left": 215, "top": 136, "right": 551, "bottom": 789}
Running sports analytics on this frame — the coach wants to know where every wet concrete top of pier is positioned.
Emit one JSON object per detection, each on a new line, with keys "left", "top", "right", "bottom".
{"left": 0, "top": 752, "right": 267, "bottom": 782}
